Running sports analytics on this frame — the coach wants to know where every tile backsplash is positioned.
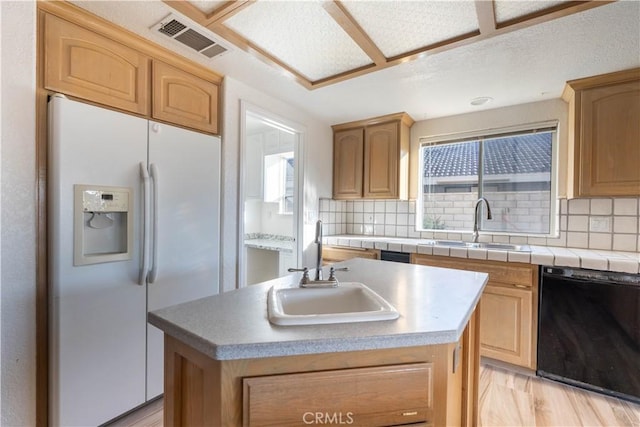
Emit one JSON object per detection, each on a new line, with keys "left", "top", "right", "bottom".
{"left": 319, "top": 197, "right": 640, "bottom": 252}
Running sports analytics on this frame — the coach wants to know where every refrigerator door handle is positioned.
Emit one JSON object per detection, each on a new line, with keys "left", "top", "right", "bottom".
{"left": 149, "top": 163, "right": 159, "bottom": 284}
{"left": 139, "top": 162, "right": 150, "bottom": 285}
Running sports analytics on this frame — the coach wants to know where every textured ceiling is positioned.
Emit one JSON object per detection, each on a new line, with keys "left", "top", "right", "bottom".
{"left": 341, "top": 0, "right": 479, "bottom": 58}
{"left": 169, "top": 0, "right": 616, "bottom": 89}
{"left": 71, "top": 0, "right": 640, "bottom": 124}
{"left": 224, "top": 1, "right": 372, "bottom": 81}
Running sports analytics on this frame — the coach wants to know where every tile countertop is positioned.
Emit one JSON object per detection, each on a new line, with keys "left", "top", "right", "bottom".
{"left": 148, "top": 258, "right": 488, "bottom": 360}
{"left": 324, "top": 235, "right": 640, "bottom": 274}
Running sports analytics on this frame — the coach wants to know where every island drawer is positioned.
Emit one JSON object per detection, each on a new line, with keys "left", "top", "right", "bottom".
{"left": 243, "top": 362, "right": 433, "bottom": 426}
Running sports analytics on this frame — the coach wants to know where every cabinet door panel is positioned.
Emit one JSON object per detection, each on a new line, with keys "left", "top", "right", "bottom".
{"left": 333, "top": 128, "right": 364, "bottom": 199}
{"left": 243, "top": 363, "right": 433, "bottom": 426}
{"left": 480, "top": 285, "right": 533, "bottom": 368}
{"left": 44, "top": 14, "right": 149, "bottom": 114}
{"left": 580, "top": 81, "right": 640, "bottom": 196}
{"left": 152, "top": 61, "right": 219, "bottom": 134}
{"left": 364, "top": 122, "right": 398, "bottom": 198}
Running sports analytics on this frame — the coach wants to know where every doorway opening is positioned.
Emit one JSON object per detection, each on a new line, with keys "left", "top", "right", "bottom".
{"left": 239, "top": 102, "right": 304, "bottom": 287}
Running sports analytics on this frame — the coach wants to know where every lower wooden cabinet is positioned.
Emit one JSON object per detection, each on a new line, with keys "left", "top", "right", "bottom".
{"left": 243, "top": 363, "right": 433, "bottom": 426}
{"left": 412, "top": 254, "right": 538, "bottom": 369}
{"left": 480, "top": 284, "right": 533, "bottom": 368}
{"left": 323, "top": 245, "right": 379, "bottom": 264}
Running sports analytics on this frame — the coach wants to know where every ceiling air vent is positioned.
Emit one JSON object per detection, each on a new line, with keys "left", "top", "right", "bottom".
{"left": 151, "top": 14, "right": 231, "bottom": 59}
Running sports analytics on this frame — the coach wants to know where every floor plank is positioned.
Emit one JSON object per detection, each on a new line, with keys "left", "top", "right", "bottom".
{"left": 113, "top": 363, "right": 640, "bottom": 427}
{"left": 105, "top": 398, "right": 163, "bottom": 427}
{"left": 480, "top": 382, "right": 535, "bottom": 426}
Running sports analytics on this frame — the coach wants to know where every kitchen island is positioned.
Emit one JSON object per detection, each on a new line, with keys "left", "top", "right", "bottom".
{"left": 148, "top": 258, "right": 488, "bottom": 426}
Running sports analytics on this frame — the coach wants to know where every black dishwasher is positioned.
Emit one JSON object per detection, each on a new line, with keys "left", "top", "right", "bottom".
{"left": 380, "top": 250, "right": 410, "bottom": 263}
{"left": 538, "top": 266, "right": 640, "bottom": 404}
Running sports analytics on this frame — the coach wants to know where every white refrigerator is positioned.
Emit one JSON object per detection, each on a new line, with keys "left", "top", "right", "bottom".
{"left": 48, "top": 95, "right": 221, "bottom": 426}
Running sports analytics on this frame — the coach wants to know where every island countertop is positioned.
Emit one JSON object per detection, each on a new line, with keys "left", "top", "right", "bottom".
{"left": 148, "top": 258, "right": 488, "bottom": 361}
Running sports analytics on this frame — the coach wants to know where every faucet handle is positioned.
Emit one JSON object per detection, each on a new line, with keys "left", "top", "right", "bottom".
{"left": 328, "top": 266, "right": 349, "bottom": 282}
{"left": 288, "top": 267, "right": 310, "bottom": 285}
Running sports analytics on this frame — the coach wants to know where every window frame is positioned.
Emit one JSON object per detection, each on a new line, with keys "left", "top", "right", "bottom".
{"left": 417, "top": 120, "right": 559, "bottom": 237}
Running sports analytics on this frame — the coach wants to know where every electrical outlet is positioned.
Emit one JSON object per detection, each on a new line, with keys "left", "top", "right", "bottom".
{"left": 589, "top": 217, "right": 611, "bottom": 233}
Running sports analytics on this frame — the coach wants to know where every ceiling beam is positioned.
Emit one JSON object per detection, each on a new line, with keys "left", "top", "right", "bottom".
{"left": 322, "top": 1, "right": 387, "bottom": 66}
{"left": 495, "top": 1, "right": 615, "bottom": 30}
{"left": 475, "top": 0, "right": 497, "bottom": 35}
{"left": 207, "top": 21, "right": 316, "bottom": 90}
{"left": 203, "top": 1, "right": 254, "bottom": 27}
{"left": 162, "top": 0, "right": 207, "bottom": 23}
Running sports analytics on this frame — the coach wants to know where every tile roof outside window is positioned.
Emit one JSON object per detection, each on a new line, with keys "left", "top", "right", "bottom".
{"left": 423, "top": 133, "right": 552, "bottom": 178}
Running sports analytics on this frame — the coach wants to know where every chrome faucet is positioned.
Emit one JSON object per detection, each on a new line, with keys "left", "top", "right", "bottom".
{"left": 287, "top": 265, "right": 349, "bottom": 288}
{"left": 287, "top": 220, "right": 351, "bottom": 288}
{"left": 315, "top": 219, "right": 323, "bottom": 281}
{"left": 472, "top": 197, "right": 493, "bottom": 243}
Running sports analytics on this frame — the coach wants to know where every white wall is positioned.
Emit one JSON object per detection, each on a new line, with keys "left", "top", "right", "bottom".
{"left": 410, "top": 99, "right": 569, "bottom": 198}
{"left": 221, "top": 78, "right": 332, "bottom": 292}
{"left": 1, "top": 1, "right": 37, "bottom": 425}
{"left": 260, "top": 203, "right": 293, "bottom": 237}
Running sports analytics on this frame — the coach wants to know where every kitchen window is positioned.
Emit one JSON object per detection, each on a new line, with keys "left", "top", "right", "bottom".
{"left": 264, "top": 152, "right": 295, "bottom": 215}
{"left": 417, "top": 123, "right": 557, "bottom": 236}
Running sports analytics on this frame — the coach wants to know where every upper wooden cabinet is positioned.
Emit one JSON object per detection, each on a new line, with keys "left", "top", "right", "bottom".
{"left": 152, "top": 61, "right": 219, "bottom": 134}
{"left": 39, "top": 2, "right": 222, "bottom": 134}
{"left": 365, "top": 121, "right": 399, "bottom": 198}
{"left": 333, "top": 128, "right": 364, "bottom": 198}
{"left": 44, "top": 13, "right": 149, "bottom": 115}
{"left": 332, "top": 113, "right": 414, "bottom": 199}
{"left": 563, "top": 68, "right": 640, "bottom": 198}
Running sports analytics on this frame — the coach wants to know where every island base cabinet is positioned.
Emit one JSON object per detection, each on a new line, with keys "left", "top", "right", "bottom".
{"left": 162, "top": 307, "right": 480, "bottom": 427}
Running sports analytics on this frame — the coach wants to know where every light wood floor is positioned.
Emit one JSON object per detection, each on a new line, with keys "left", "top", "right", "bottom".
{"left": 109, "top": 364, "right": 640, "bottom": 427}
{"left": 479, "top": 364, "right": 640, "bottom": 427}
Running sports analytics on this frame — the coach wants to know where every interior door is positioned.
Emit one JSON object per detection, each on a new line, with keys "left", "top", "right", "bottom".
{"left": 145, "top": 121, "right": 221, "bottom": 399}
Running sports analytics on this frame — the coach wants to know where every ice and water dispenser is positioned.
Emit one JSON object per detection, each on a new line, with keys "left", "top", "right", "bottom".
{"left": 73, "top": 185, "right": 133, "bottom": 265}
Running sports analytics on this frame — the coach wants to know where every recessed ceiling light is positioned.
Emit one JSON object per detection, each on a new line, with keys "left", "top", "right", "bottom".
{"left": 470, "top": 96, "right": 493, "bottom": 106}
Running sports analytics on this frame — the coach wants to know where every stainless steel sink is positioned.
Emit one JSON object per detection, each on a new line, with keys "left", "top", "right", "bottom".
{"left": 431, "top": 240, "right": 530, "bottom": 252}
{"left": 471, "top": 242, "right": 530, "bottom": 251}
{"left": 433, "top": 240, "right": 468, "bottom": 247}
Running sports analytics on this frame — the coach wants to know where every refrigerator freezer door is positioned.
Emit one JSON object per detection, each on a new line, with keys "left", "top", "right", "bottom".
{"left": 146, "top": 121, "right": 221, "bottom": 399}
{"left": 48, "top": 96, "right": 148, "bottom": 426}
